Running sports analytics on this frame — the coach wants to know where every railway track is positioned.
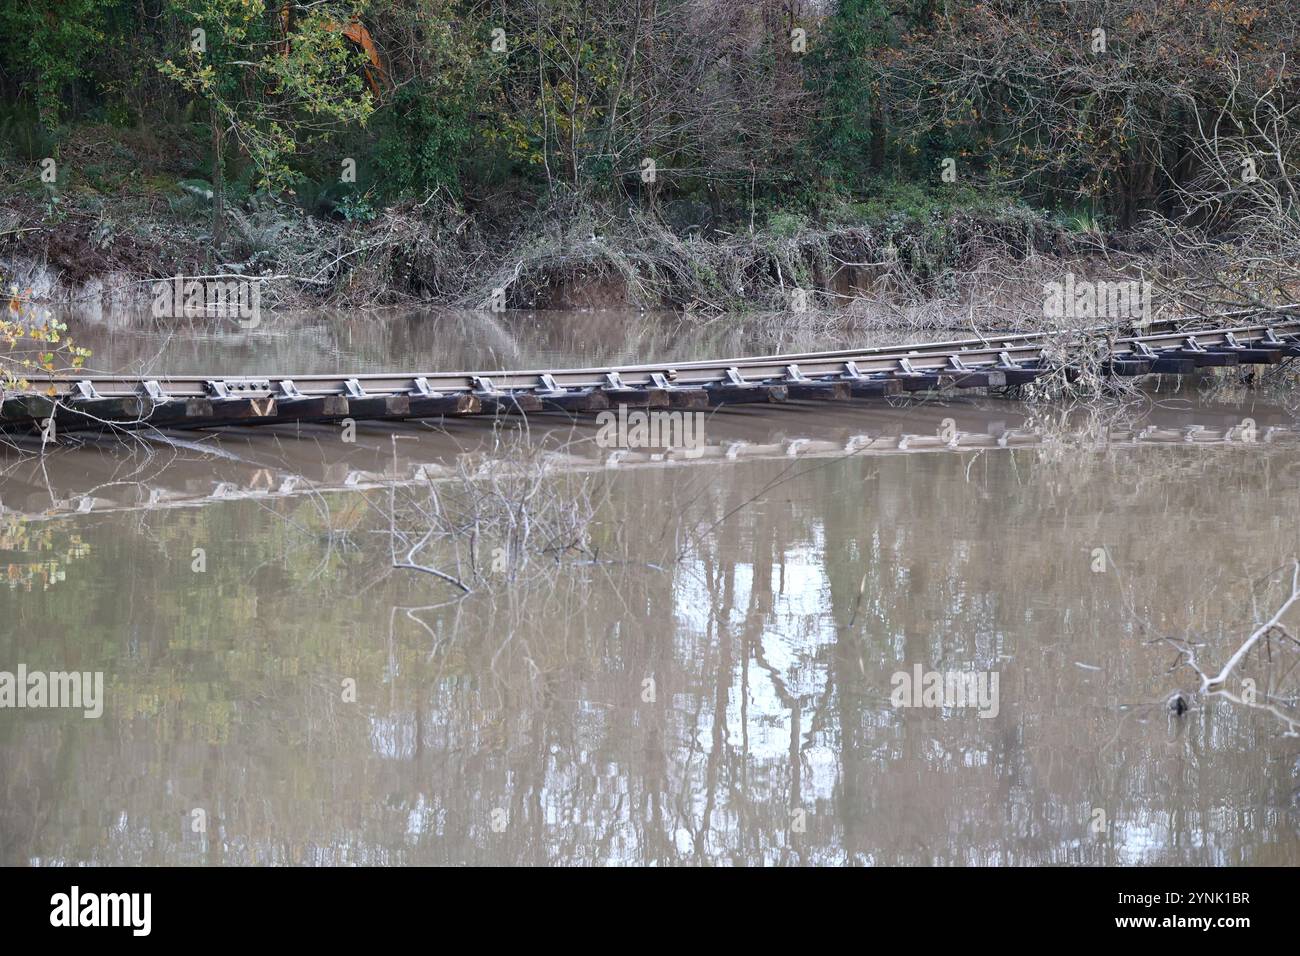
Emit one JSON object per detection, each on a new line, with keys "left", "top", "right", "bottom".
{"left": 3, "top": 311, "right": 1299, "bottom": 434}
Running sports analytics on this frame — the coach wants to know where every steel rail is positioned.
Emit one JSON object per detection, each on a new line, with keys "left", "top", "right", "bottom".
{"left": 24, "top": 317, "right": 1300, "bottom": 398}
{"left": 657, "top": 302, "right": 1300, "bottom": 369}
{"left": 4, "top": 312, "right": 1299, "bottom": 435}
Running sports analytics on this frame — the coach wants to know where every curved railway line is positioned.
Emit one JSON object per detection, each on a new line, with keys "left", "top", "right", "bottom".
{"left": 4, "top": 308, "right": 1299, "bottom": 434}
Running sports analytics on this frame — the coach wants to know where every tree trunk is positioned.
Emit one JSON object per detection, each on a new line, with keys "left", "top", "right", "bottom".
{"left": 210, "top": 104, "right": 225, "bottom": 249}
{"left": 870, "top": 96, "right": 886, "bottom": 173}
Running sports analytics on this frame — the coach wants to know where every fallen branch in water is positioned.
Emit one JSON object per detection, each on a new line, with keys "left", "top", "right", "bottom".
{"left": 388, "top": 479, "right": 473, "bottom": 594}
{"left": 1163, "top": 558, "right": 1300, "bottom": 735}
{"left": 1203, "top": 559, "right": 1300, "bottom": 693}
{"left": 393, "top": 559, "right": 472, "bottom": 594}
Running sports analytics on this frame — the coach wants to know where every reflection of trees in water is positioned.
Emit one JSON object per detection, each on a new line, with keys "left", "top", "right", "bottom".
{"left": 4, "top": 436, "right": 1300, "bottom": 865}
{"left": 0, "top": 516, "right": 90, "bottom": 592}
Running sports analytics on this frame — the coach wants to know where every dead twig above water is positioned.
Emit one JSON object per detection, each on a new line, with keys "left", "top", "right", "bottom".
{"left": 376, "top": 427, "right": 606, "bottom": 596}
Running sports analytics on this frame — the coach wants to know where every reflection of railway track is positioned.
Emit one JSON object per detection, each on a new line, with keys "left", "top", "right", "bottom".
{"left": 4, "top": 411, "right": 1295, "bottom": 522}
{"left": 3, "top": 312, "right": 1299, "bottom": 435}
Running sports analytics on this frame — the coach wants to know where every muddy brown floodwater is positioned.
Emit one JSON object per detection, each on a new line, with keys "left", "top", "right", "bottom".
{"left": 3, "top": 309, "right": 1300, "bottom": 865}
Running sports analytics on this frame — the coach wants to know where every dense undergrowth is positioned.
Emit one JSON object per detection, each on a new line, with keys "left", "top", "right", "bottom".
{"left": 0, "top": 1, "right": 1296, "bottom": 326}
{"left": 0, "top": 118, "right": 1108, "bottom": 316}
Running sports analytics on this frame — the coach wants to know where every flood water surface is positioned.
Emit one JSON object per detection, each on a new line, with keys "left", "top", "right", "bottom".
{"left": 3, "top": 311, "right": 1300, "bottom": 865}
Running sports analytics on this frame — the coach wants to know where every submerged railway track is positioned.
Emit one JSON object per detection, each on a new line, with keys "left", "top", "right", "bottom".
{"left": 4, "top": 308, "right": 1300, "bottom": 435}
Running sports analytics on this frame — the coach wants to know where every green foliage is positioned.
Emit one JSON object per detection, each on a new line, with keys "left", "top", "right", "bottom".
{"left": 158, "top": 0, "right": 374, "bottom": 192}
{"left": 0, "top": 103, "right": 57, "bottom": 162}
{"left": 1, "top": 281, "right": 92, "bottom": 391}
{"left": 336, "top": 191, "right": 378, "bottom": 222}
{"left": 369, "top": 8, "right": 481, "bottom": 199}
{"left": 807, "top": 0, "right": 893, "bottom": 182}
{"left": 374, "top": 84, "right": 473, "bottom": 199}
{"left": 766, "top": 211, "right": 808, "bottom": 238}
{"left": 1054, "top": 206, "right": 1107, "bottom": 236}
{"left": 0, "top": 0, "right": 111, "bottom": 128}
{"left": 1, "top": 0, "right": 1289, "bottom": 242}
{"left": 855, "top": 180, "right": 1010, "bottom": 224}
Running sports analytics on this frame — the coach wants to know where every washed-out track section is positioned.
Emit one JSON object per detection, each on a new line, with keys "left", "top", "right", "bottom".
{"left": 4, "top": 315, "right": 1300, "bottom": 434}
